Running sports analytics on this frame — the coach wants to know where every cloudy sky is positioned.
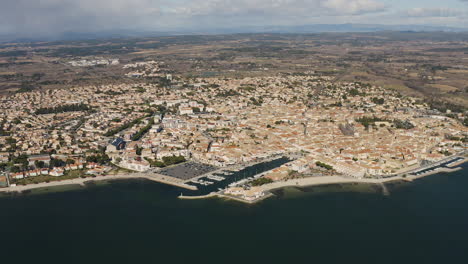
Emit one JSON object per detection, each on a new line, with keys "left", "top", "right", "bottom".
{"left": 1, "top": 0, "right": 468, "bottom": 37}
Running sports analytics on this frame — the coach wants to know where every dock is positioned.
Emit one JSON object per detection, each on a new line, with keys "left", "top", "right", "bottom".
{"left": 133, "top": 172, "right": 198, "bottom": 190}
{"left": 178, "top": 192, "right": 217, "bottom": 200}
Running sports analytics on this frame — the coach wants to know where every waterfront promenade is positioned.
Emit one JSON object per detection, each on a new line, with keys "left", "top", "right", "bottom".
{"left": 0, "top": 155, "right": 286, "bottom": 194}
{"left": 0, "top": 156, "right": 465, "bottom": 198}
{"left": 0, "top": 172, "right": 197, "bottom": 193}
{"left": 177, "top": 165, "right": 463, "bottom": 203}
{"left": 259, "top": 164, "right": 464, "bottom": 194}
{"left": 0, "top": 174, "right": 135, "bottom": 193}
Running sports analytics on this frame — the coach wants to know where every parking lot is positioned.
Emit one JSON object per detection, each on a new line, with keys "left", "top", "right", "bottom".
{"left": 158, "top": 162, "right": 218, "bottom": 180}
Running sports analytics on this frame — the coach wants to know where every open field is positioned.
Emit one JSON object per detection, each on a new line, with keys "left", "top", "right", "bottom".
{"left": 1, "top": 32, "right": 467, "bottom": 109}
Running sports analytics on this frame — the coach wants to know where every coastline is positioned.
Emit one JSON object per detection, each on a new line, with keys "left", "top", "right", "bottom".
{"left": 178, "top": 158, "right": 466, "bottom": 203}
{"left": 0, "top": 174, "right": 139, "bottom": 193}
{"left": 0, "top": 172, "right": 197, "bottom": 194}
{"left": 0, "top": 155, "right": 287, "bottom": 194}
{"left": 260, "top": 165, "right": 464, "bottom": 194}
{"left": 0, "top": 157, "right": 465, "bottom": 200}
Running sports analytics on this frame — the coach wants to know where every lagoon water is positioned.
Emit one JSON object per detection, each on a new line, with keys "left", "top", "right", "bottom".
{"left": 1, "top": 164, "right": 467, "bottom": 264}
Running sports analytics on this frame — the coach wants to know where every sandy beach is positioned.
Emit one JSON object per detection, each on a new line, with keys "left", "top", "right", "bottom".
{"left": 0, "top": 174, "right": 140, "bottom": 193}
{"left": 259, "top": 166, "right": 463, "bottom": 193}
{"left": 0, "top": 156, "right": 286, "bottom": 194}
{"left": 0, "top": 172, "right": 197, "bottom": 193}
{"left": 0, "top": 157, "right": 465, "bottom": 197}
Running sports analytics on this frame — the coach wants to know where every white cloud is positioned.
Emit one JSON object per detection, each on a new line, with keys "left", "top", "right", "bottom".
{"left": 168, "top": 0, "right": 387, "bottom": 17}
{"left": 2, "top": 0, "right": 467, "bottom": 38}
{"left": 322, "top": 0, "right": 387, "bottom": 15}
{"left": 0, "top": 0, "right": 163, "bottom": 36}
{"left": 406, "top": 8, "right": 464, "bottom": 18}
{"left": 0, "top": 0, "right": 390, "bottom": 37}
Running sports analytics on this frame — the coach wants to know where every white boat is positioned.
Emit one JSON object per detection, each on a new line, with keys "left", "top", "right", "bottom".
{"left": 207, "top": 175, "right": 225, "bottom": 181}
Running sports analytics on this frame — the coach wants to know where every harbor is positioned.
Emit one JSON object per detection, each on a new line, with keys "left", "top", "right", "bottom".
{"left": 1, "top": 154, "right": 466, "bottom": 204}
{"left": 178, "top": 155, "right": 467, "bottom": 203}
{"left": 179, "top": 155, "right": 292, "bottom": 196}
{"left": 2, "top": 155, "right": 468, "bottom": 264}
{"left": 407, "top": 156, "right": 466, "bottom": 178}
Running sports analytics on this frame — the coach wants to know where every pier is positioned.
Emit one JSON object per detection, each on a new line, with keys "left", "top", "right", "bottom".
{"left": 178, "top": 192, "right": 217, "bottom": 200}
{"left": 380, "top": 183, "right": 390, "bottom": 196}
{"left": 132, "top": 172, "right": 198, "bottom": 190}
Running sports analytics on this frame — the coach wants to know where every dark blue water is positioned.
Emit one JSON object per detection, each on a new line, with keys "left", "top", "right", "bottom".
{"left": 0, "top": 164, "right": 467, "bottom": 264}
{"left": 187, "top": 156, "right": 291, "bottom": 195}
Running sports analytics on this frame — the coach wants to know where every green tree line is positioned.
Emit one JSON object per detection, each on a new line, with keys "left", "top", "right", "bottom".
{"left": 35, "top": 103, "right": 90, "bottom": 115}
{"left": 131, "top": 119, "right": 155, "bottom": 141}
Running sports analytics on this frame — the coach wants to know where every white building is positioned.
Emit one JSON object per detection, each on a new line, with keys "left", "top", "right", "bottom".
{"left": 120, "top": 160, "right": 151, "bottom": 172}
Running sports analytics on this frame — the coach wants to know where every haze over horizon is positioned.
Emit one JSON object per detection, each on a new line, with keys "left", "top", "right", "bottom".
{"left": 2, "top": 0, "right": 468, "bottom": 39}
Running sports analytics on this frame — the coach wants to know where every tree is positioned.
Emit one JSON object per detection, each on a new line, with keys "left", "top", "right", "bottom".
{"left": 153, "top": 161, "right": 166, "bottom": 167}
{"left": 86, "top": 154, "right": 110, "bottom": 165}
{"left": 131, "top": 118, "right": 155, "bottom": 141}
{"left": 316, "top": 161, "right": 333, "bottom": 170}
{"left": 10, "top": 166, "right": 21, "bottom": 173}
{"left": 50, "top": 158, "right": 66, "bottom": 168}
{"left": 35, "top": 103, "right": 90, "bottom": 115}
{"left": 135, "top": 87, "right": 146, "bottom": 93}
{"left": 393, "top": 119, "right": 415, "bottom": 130}
{"left": 371, "top": 97, "right": 385, "bottom": 105}
{"left": 6, "top": 137, "right": 16, "bottom": 145}
{"left": 145, "top": 158, "right": 165, "bottom": 168}
{"left": 136, "top": 146, "right": 143, "bottom": 156}
{"left": 13, "top": 154, "right": 28, "bottom": 168}
{"left": 349, "top": 88, "right": 360, "bottom": 96}
{"left": 162, "top": 155, "right": 186, "bottom": 166}
{"left": 355, "top": 116, "right": 389, "bottom": 128}
{"left": 34, "top": 160, "right": 45, "bottom": 169}
{"left": 251, "top": 178, "right": 273, "bottom": 186}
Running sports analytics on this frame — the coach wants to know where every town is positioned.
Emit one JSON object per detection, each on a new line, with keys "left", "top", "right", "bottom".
{"left": 0, "top": 70, "right": 467, "bottom": 201}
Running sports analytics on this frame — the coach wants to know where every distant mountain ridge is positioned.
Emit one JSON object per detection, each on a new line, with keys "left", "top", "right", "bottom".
{"left": 1, "top": 24, "right": 467, "bottom": 43}
{"left": 242, "top": 23, "right": 467, "bottom": 33}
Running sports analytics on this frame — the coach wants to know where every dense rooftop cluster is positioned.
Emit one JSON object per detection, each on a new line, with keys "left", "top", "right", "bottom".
{"left": 1, "top": 73, "right": 467, "bottom": 182}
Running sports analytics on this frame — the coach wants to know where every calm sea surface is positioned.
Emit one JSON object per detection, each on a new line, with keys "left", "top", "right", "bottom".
{"left": 1, "top": 164, "right": 467, "bottom": 264}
